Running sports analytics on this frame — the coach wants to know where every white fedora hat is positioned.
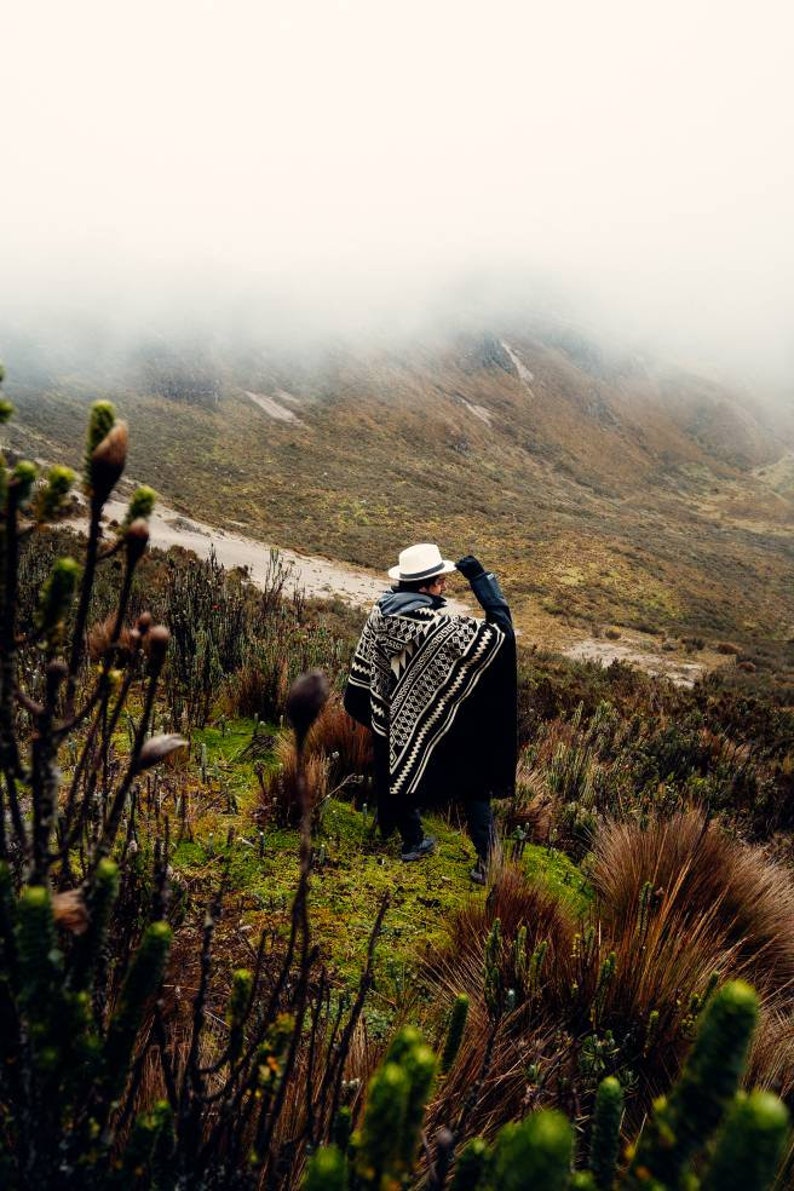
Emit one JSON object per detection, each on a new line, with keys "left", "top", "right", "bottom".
{"left": 388, "top": 543, "right": 456, "bottom": 582}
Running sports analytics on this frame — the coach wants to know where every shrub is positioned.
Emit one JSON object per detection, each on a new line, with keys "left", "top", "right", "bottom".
{"left": 163, "top": 546, "right": 249, "bottom": 728}
{"left": 305, "top": 981, "right": 790, "bottom": 1189}
{"left": 0, "top": 396, "right": 186, "bottom": 1181}
{"left": 420, "top": 813, "right": 794, "bottom": 1144}
{"left": 1, "top": 391, "right": 386, "bottom": 1187}
{"left": 306, "top": 694, "right": 374, "bottom": 793}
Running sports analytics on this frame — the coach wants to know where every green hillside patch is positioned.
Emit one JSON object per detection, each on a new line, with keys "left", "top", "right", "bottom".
{"left": 171, "top": 721, "right": 488, "bottom": 1004}
{"left": 172, "top": 721, "right": 595, "bottom": 1012}
{"left": 8, "top": 336, "right": 794, "bottom": 650}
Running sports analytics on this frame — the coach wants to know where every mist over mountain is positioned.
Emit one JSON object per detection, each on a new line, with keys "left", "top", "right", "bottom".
{"left": 3, "top": 284, "right": 792, "bottom": 660}
{"left": 3, "top": 0, "right": 792, "bottom": 659}
{"left": 4, "top": 0, "right": 793, "bottom": 387}
{"left": 2, "top": 276, "right": 791, "bottom": 454}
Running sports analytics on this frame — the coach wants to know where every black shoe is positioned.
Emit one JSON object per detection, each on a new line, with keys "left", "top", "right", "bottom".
{"left": 401, "top": 836, "right": 437, "bottom": 862}
{"left": 470, "top": 861, "right": 488, "bottom": 885}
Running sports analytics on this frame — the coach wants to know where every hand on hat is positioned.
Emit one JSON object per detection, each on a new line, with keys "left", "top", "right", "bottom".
{"left": 455, "top": 555, "right": 486, "bottom": 581}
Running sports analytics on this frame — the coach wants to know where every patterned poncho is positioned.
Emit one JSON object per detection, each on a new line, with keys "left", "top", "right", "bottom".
{"left": 345, "top": 596, "right": 516, "bottom": 801}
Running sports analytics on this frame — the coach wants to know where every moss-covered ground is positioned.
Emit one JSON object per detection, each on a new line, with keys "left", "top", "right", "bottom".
{"left": 166, "top": 717, "right": 593, "bottom": 1028}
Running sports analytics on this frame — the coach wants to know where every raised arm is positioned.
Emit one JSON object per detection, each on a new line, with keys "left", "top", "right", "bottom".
{"left": 455, "top": 556, "right": 513, "bottom": 635}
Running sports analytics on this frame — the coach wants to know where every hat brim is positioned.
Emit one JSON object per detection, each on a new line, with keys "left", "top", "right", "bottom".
{"left": 387, "top": 559, "right": 456, "bottom": 581}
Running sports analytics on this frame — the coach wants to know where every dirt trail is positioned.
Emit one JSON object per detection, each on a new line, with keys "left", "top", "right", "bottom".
{"left": 562, "top": 637, "right": 705, "bottom": 688}
{"left": 99, "top": 500, "right": 471, "bottom": 615}
{"left": 91, "top": 501, "right": 708, "bottom": 685}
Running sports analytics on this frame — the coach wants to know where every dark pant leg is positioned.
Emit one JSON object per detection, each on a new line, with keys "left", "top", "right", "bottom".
{"left": 377, "top": 786, "right": 424, "bottom": 849}
{"left": 396, "top": 801, "right": 424, "bottom": 850}
{"left": 464, "top": 799, "right": 494, "bottom": 862}
{"left": 374, "top": 739, "right": 423, "bottom": 846}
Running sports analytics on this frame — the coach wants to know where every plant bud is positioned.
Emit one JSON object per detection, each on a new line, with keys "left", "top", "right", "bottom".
{"left": 136, "top": 734, "right": 188, "bottom": 771}
{"left": 86, "top": 400, "right": 115, "bottom": 449}
{"left": 52, "top": 889, "right": 89, "bottom": 935}
{"left": 286, "top": 670, "right": 329, "bottom": 746}
{"left": 145, "top": 624, "right": 171, "bottom": 674}
{"left": 126, "top": 485, "right": 157, "bottom": 523}
{"left": 89, "top": 422, "right": 128, "bottom": 506}
{"left": 125, "top": 518, "right": 150, "bottom": 567}
{"left": 35, "top": 464, "right": 75, "bottom": 522}
{"left": 37, "top": 557, "right": 81, "bottom": 645}
{"left": 12, "top": 460, "right": 37, "bottom": 504}
{"left": 83, "top": 401, "right": 115, "bottom": 489}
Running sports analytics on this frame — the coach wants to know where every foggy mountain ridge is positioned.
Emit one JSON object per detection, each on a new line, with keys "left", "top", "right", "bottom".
{"left": 2, "top": 311, "right": 790, "bottom": 468}
{"left": 2, "top": 318, "right": 791, "bottom": 508}
{"left": 3, "top": 304, "right": 793, "bottom": 649}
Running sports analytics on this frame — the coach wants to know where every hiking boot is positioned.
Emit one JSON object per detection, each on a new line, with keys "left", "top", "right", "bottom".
{"left": 401, "top": 836, "right": 436, "bottom": 862}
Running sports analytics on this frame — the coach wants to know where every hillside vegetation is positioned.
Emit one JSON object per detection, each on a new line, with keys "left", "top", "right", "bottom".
{"left": 4, "top": 320, "right": 793, "bottom": 668}
{"left": 1, "top": 391, "right": 793, "bottom": 1186}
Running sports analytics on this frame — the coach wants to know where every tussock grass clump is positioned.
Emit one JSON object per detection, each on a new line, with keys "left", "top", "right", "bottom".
{"left": 427, "top": 865, "right": 577, "bottom": 1004}
{"left": 225, "top": 651, "right": 289, "bottom": 721}
{"left": 421, "top": 868, "right": 580, "bottom": 1138}
{"left": 253, "top": 693, "right": 372, "bottom": 827}
{"left": 87, "top": 612, "right": 137, "bottom": 662}
{"left": 421, "top": 813, "right": 794, "bottom": 1146}
{"left": 747, "top": 1011, "right": 794, "bottom": 1102}
{"left": 591, "top": 812, "right": 794, "bottom": 1005}
{"left": 305, "top": 694, "right": 374, "bottom": 791}
{"left": 257, "top": 733, "right": 330, "bottom": 827}
{"left": 504, "top": 759, "right": 554, "bottom": 841}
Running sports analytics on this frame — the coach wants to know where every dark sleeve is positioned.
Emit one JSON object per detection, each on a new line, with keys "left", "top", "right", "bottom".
{"left": 468, "top": 571, "right": 513, "bottom": 635}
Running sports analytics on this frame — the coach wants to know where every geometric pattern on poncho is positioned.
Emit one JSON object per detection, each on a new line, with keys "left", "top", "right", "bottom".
{"left": 347, "top": 604, "right": 506, "bottom": 797}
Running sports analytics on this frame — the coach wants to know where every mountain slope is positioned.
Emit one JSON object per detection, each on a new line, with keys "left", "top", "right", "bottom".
{"left": 3, "top": 319, "right": 793, "bottom": 652}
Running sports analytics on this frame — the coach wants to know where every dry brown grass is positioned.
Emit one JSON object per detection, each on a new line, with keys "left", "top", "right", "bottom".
{"left": 425, "top": 865, "right": 576, "bottom": 1006}
{"left": 591, "top": 812, "right": 794, "bottom": 1005}
{"left": 504, "top": 758, "right": 555, "bottom": 840}
{"left": 86, "top": 614, "right": 136, "bottom": 662}
{"left": 256, "top": 733, "right": 330, "bottom": 828}
{"left": 421, "top": 866, "right": 580, "bottom": 1138}
{"left": 223, "top": 657, "right": 289, "bottom": 720}
{"left": 421, "top": 812, "right": 794, "bottom": 1146}
{"left": 747, "top": 1011, "right": 794, "bottom": 1102}
{"left": 305, "top": 694, "right": 373, "bottom": 792}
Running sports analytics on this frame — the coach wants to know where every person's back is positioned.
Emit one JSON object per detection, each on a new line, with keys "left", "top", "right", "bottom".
{"left": 344, "top": 544, "right": 517, "bottom": 882}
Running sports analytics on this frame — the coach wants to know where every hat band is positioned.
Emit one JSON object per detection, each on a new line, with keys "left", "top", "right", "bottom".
{"left": 399, "top": 563, "right": 444, "bottom": 581}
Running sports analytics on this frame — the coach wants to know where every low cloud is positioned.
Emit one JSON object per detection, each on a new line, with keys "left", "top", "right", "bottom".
{"left": 2, "top": 0, "right": 792, "bottom": 390}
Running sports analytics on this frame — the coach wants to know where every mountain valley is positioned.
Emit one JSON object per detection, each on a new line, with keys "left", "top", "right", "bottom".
{"left": 3, "top": 316, "right": 793, "bottom": 679}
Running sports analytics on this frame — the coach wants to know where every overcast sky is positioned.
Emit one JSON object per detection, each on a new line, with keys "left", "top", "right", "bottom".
{"left": 3, "top": 0, "right": 793, "bottom": 379}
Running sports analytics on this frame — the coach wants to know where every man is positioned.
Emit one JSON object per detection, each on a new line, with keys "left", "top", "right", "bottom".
{"left": 344, "top": 542, "right": 517, "bottom": 883}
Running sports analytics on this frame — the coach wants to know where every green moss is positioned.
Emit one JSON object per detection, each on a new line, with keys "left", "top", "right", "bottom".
{"left": 168, "top": 722, "right": 592, "bottom": 1008}
{"left": 522, "top": 844, "right": 593, "bottom": 916}
{"left": 192, "top": 718, "right": 265, "bottom": 763}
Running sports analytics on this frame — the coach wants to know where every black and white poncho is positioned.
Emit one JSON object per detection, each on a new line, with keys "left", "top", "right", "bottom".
{"left": 344, "top": 588, "right": 517, "bottom": 803}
